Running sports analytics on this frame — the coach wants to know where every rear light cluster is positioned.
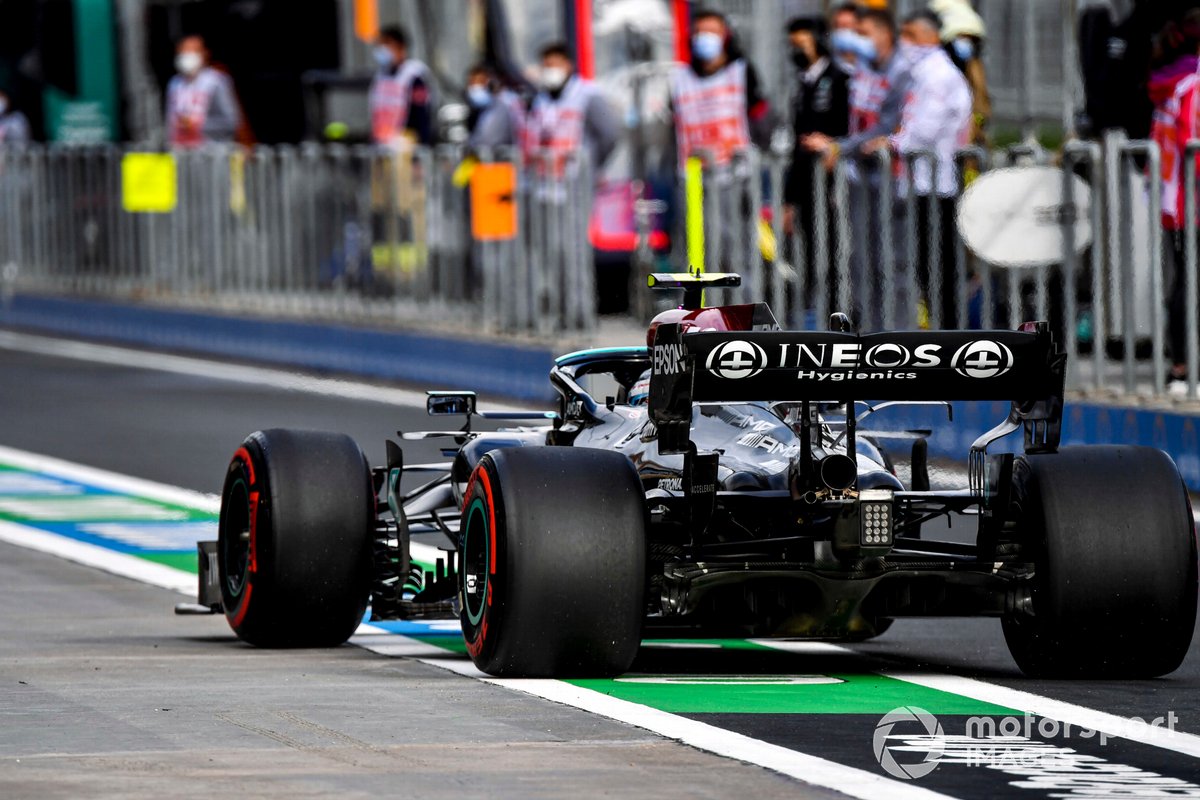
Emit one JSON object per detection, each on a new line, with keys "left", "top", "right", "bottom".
{"left": 859, "top": 489, "right": 894, "bottom": 546}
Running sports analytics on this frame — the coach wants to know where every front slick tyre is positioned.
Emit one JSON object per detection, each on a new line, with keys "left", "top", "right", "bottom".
{"left": 1002, "top": 446, "right": 1198, "bottom": 678}
{"left": 459, "top": 447, "right": 647, "bottom": 678}
{"left": 218, "top": 429, "right": 374, "bottom": 648}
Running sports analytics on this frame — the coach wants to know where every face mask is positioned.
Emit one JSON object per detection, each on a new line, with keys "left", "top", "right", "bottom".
{"left": 373, "top": 47, "right": 394, "bottom": 69}
{"left": 466, "top": 85, "right": 492, "bottom": 108}
{"left": 952, "top": 38, "right": 975, "bottom": 62}
{"left": 540, "top": 66, "right": 569, "bottom": 92}
{"left": 692, "top": 32, "right": 724, "bottom": 63}
{"left": 175, "top": 52, "right": 203, "bottom": 76}
{"left": 899, "top": 41, "right": 937, "bottom": 65}
{"left": 791, "top": 49, "right": 812, "bottom": 70}
{"left": 832, "top": 30, "right": 876, "bottom": 64}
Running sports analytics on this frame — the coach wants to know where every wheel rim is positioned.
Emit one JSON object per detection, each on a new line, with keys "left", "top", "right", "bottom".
{"left": 462, "top": 497, "right": 489, "bottom": 628}
{"left": 221, "top": 476, "right": 252, "bottom": 599}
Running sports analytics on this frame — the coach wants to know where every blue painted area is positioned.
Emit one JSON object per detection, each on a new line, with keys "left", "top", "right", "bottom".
{"left": 868, "top": 400, "right": 1200, "bottom": 492}
{"left": 25, "top": 520, "right": 215, "bottom": 555}
{"left": 0, "top": 465, "right": 211, "bottom": 557}
{"left": 1, "top": 294, "right": 556, "bottom": 402}
{"left": 4, "top": 294, "right": 1199, "bottom": 489}
{"left": 367, "top": 619, "right": 462, "bottom": 637}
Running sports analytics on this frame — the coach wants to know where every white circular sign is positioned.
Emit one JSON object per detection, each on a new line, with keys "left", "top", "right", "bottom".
{"left": 957, "top": 166, "right": 1093, "bottom": 269}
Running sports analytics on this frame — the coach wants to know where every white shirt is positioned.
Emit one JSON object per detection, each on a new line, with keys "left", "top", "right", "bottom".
{"left": 888, "top": 46, "right": 972, "bottom": 197}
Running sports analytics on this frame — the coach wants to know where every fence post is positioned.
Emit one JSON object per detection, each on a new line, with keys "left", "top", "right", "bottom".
{"left": 811, "top": 154, "right": 830, "bottom": 328}
{"left": 1060, "top": 140, "right": 1100, "bottom": 392}
{"left": 876, "top": 148, "right": 897, "bottom": 331}
{"left": 765, "top": 146, "right": 786, "bottom": 323}
{"left": 1119, "top": 139, "right": 1164, "bottom": 396}
{"left": 742, "top": 147, "right": 763, "bottom": 304}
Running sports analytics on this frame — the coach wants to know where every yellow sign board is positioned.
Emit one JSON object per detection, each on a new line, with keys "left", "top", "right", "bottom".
{"left": 121, "top": 153, "right": 177, "bottom": 213}
{"left": 470, "top": 163, "right": 518, "bottom": 241}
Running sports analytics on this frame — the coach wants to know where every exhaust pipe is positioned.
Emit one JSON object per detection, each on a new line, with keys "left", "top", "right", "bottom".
{"left": 818, "top": 453, "right": 857, "bottom": 491}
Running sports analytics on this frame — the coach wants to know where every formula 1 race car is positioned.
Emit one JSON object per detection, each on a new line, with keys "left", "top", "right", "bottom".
{"left": 192, "top": 273, "right": 1197, "bottom": 679}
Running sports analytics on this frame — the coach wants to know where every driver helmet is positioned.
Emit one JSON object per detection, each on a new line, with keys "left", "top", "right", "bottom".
{"left": 629, "top": 369, "right": 651, "bottom": 405}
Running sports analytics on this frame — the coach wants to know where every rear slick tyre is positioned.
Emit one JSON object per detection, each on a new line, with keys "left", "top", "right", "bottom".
{"left": 1002, "top": 446, "right": 1198, "bottom": 678}
{"left": 458, "top": 447, "right": 647, "bottom": 677}
{"left": 218, "top": 429, "right": 374, "bottom": 647}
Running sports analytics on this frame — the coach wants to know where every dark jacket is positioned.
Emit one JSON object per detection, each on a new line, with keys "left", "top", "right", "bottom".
{"left": 785, "top": 58, "right": 850, "bottom": 205}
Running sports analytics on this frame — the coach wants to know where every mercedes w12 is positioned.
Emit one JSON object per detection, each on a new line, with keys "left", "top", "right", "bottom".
{"left": 184, "top": 273, "right": 1198, "bottom": 678}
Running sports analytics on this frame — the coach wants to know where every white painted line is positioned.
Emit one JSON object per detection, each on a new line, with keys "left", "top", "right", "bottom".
{"left": 0, "top": 519, "right": 196, "bottom": 595}
{"left": 349, "top": 633, "right": 456, "bottom": 659}
{"left": 0, "top": 443, "right": 220, "bottom": 512}
{"left": 756, "top": 639, "right": 1200, "bottom": 759}
{"left": 0, "top": 329, "right": 528, "bottom": 411}
{"left": 0, "top": 443, "right": 447, "bottom": 596}
{"left": 8, "top": 444, "right": 1199, "bottom": 797}
{"left": 421, "top": 657, "right": 956, "bottom": 800}
{"left": 887, "top": 672, "right": 1200, "bottom": 759}
{"left": 750, "top": 640, "right": 854, "bottom": 656}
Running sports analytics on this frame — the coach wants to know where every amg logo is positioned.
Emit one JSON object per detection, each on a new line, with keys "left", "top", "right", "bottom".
{"left": 654, "top": 343, "right": 686, "bottom": 376}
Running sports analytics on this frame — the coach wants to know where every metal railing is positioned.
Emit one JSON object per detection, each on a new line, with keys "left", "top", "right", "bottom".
{"left": 684, "top": 136, "right": 1175, "bottom": 401}
{"left": 0, "top": 143, "right": 594, "bottom": 335}
{"left": 0, "top": 136, "right": 1191, "bottom": 404}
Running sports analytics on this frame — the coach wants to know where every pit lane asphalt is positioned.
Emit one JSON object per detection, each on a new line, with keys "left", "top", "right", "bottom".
{"left": 2, "top": 336, "right": 1199, "bottom": 797}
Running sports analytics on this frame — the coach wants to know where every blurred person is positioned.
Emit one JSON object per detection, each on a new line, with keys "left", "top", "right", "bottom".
{"left": 668, "top": 8, "right": 771, "bottom": 170}
{"left": 526, "top": 42, "right": 618, "bottom": 171}
{"left": 806, "top": 10, "right": 911, "bottom": 167}
{"left": 831, "top": 2, "right": 861, "bottom": 31}
{"left": 165, "top": 36, "right": 242, "bottom": 148}
{"left": 525, "top": 43, "right": 618, "bottom": 330}
{"left": 829, "top": 2, "right": 863, "bottom": 73}
{"left": 1150, "top": 10, "right": 1200, "bottom": 392}
{"left": 783, "top": 17, "right": 850, "bottom": 287}
{"left": 465, "top": 64, "right": 492, "bottom": 135}
{"left": 1079, "top": 1, "right": 1193, "bottom": 139}
{"left": 802, "top": 8, "right": 912, "bottom": 328}
{"left": 930, "top": 0, "right": 990, "bottom": 149}
{"left": 0, "top": 88, "right": 30, "bottom": 144}
{"left": 669, "top": 9, "right": 772, "bottom": 278}
{"left": 864, "top": 10, "right": 972, "bottom": 329}
{"left": 464, "top": 64, "right": 526, "bottom": 151}
{"left": 370, "top": 25, "right": 436, "bottom": 148}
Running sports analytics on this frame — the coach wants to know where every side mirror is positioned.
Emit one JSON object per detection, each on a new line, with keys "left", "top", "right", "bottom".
{"left": 426, "top": 391, "right": 476, "bottom": 417}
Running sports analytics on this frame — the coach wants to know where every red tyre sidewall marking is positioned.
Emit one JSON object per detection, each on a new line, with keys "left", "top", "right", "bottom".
{"left": 228, "top": 447, "right": 259, "bottom": 628}
{"left": 478, "top": 466, "right": 496, "bottom": 576}
{"left": 464, "top": 462, "right": 498, "bottom": 659}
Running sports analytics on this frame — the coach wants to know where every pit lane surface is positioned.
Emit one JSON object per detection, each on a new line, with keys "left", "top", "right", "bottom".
{"left": 2, "top": 330, "right": 1200, "bottom": 799}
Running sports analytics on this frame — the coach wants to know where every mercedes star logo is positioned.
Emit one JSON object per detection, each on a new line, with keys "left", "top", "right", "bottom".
{"left": 951, "top": 340, "right": 1014, "bottom": 379}
{"left": 706, "top": 340, "right": 769, "bottom": 380}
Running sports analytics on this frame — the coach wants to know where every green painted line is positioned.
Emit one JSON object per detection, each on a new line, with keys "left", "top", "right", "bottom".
{"left": 141, "top": 552, "right": 200, "bottom": 573}
{"left": 0, "top": 495, "right": 215, "bottom": 523}
{"left": 644, "top": 638, "right": 775, "bottom": 651}
{"left": 569, "top": 671, "right": 1016, "bottom": 715}
{"left": 407, "top": 634, "right": 468, "bottom": 654}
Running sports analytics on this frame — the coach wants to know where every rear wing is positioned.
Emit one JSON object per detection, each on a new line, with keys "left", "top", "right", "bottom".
{"left": 649, "top": 323, "right": 1066, "bottom": 456}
